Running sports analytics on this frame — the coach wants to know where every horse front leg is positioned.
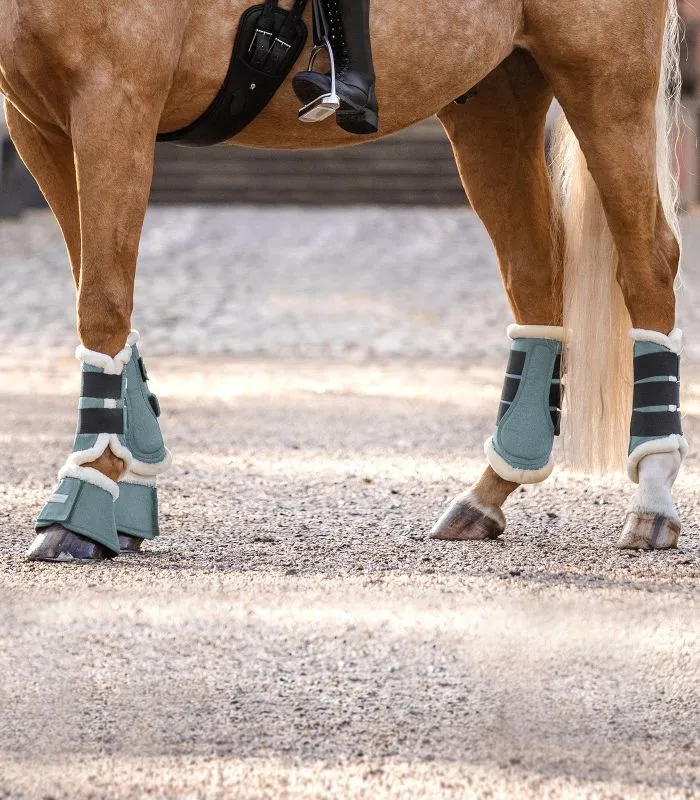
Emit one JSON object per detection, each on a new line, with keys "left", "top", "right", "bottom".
{"left": 432, "top": 50, "right": 562, "bottom": 541}
{"left": 26, "top": 91, "right": 170, "bottom": 562}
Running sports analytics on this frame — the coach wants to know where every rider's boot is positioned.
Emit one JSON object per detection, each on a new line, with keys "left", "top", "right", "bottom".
{"left": 293, "top": 0, "right": 378, "bottom": 135}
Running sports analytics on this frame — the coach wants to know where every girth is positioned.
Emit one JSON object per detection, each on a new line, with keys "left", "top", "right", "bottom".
{"left": 158, "top": 0, "right": 309, "bottom": 147}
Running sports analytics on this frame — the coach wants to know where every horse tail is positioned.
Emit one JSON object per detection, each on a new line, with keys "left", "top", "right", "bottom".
{"left": 550, "top": 0, "right": 681, "bottom": 473}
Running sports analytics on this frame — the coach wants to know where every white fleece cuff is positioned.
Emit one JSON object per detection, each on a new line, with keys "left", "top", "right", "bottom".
{"left": 485, "top": 437, "right": 555, "bottom": 484}
{"left": 630, "top": 327, "right": 683, "bottom": 354}
{"left": 129, "top": 449, "right": 173, "bottom": 478}
{"left": 57, "top": 464, "right": 120, "bottom": 501}
{"left": 120, "top": 471, "right": 157, "bottom": 488}
{"left": 507, "top": 324, "right": 566, "bottom": 342}
{"left": 627, "top": 434, "right": 688, "bottom": 483}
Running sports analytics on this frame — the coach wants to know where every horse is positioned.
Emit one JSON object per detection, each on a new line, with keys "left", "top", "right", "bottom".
{"left": 0, "top": 0, "right": 686, "bottom": 561}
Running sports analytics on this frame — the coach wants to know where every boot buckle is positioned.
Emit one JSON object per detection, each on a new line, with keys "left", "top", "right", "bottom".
{"left": 297, "top": 38, "right": 341, "bottom": 123}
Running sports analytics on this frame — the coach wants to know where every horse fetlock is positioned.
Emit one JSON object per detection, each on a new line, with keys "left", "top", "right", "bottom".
{"left": 485, "top": 325, "right": 564, "bottom": 484}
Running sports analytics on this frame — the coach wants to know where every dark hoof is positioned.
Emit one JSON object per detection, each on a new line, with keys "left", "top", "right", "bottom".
{"left": 617, "top": 513, "right": 680, "bottom": 550}
{"left": 431, "top": 494, "right": 505, "bottom": 541}
{"left": 118, "top": 533, "right": 144, "bottom": 553}
{"left": 26, "top": 525, "right": 117, "bottom": 562}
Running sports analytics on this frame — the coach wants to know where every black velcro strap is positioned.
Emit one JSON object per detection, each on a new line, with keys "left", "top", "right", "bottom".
{"left": 634, "top": 352, "right": 679, "bottom": 382}
{"left": 78, "top": 408, "right": 124, "bottom": 435}
{"left": 549, "top": 382, "right": 562, "bottom": 409}
{"left": 81, "top": 372, "right": 122, "bottom": 400}
{"left": 138, "top": 357, "right": 149, "bottom": 383}
{"left": 497, "top": 402, "right": 561, "bottom": 434}
{"left": 506, "top": 350, "right": 526, "bottom": 377}
{"left": 148, "top": 394, "right": 161, "bottom": 419}
{"left": 633, "top": 380, "right": 679, "bottom": 409}
{"left": 630, "top": 410, "right": 682, "bottom": 438}
{"left": 550, "top": 408, "right": 561, "bottom": 436}
{"left": 500, "top": 376, "right": 520, "bottom": 404}
{"left": 552, "top": 354, "right": 562, "bottom": 380}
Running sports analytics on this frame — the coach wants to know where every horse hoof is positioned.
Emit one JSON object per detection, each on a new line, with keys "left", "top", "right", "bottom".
{"left": 26, "top": 525, "right": 117, "bottom": 562}
{"left": 430, "top": 494, "right": 505, "bottom": 541}
{"left": 616, "top": 513, "right": 680, "bottom": 550}
{"left": 118, "top": 533, "right": 144, "bottom": 553}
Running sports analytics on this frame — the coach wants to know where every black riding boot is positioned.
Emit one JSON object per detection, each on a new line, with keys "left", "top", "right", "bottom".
{"left": 293, "top": 0, "right": 378, "bottom": 135}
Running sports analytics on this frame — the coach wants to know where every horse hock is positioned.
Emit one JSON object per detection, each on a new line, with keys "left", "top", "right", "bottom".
{"left": 27, "top": 332, "right": 170, "bottom": 561}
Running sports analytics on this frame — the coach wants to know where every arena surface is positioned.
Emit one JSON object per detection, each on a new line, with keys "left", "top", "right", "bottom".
{"left": 1, "top": 208, "right": 699, "bottom": 798}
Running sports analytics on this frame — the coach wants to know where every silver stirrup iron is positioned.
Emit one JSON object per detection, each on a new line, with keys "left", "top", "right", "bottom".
{"left": 298, "top": 35, "right": 341, "bottom": 122}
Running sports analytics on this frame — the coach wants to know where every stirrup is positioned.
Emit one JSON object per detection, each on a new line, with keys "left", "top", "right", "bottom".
{"left": 298, "top": 36, "right": 341, "bottom": 122}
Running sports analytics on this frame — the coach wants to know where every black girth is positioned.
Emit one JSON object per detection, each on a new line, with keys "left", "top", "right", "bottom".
{"left": 158, "top": 0, "right": 309, "bottom": 147}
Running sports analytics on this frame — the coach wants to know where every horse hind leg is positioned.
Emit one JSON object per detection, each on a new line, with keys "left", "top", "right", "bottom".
{"left": 22, "top": 90, "right": 170, "bottom": 562}
{"left": 530, "top": 0, "right": 685, "bottom": 548}
{"left": 432, "top": 50, "right": 562, "bottom": 541}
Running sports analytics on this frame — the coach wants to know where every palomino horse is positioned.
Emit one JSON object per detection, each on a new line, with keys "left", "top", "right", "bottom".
{"left": 0, "top": 0, "right": 687, "bottom": 561}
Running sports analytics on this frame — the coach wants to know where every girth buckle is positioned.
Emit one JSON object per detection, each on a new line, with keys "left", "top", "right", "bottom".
{"left": 248, "top": 27, "right": 272, "bottom": 55}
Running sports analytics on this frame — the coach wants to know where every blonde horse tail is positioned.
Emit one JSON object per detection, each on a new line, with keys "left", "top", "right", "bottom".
{"left": 550, "top": 0, "right": 681, "bottom": 473}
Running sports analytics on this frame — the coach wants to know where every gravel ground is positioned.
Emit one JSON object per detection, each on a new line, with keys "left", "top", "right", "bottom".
{"left": 0, "top": 207, "right": 699, "bottom": 799}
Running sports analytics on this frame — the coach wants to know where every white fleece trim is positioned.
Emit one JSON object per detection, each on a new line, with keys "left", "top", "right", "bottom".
{"left": 507, "top": 324, "right": 566, "bottom": 342}
{"left": 129, "top": 448, "right": 173, "bottom": 477}
{"left": 485, "top": 437, "right": 554, "bottom": 484}
{"left": 627, "top": 434, "right": 688, "bottom": 483}
{"left": 57, "top": 464, "right": 120, "bottom": 501}
{"left": 76, "top": 342, "right": 133, "bottom": 375}
{"left": 120, "top": 472, "right": 157, "bottom": 488}
{"left": 63, "top": 433, "right": 133, "bottom": 472}
{"left": 630, "top": 327, "right": 683, "bottom": 354}
{"left": 127, "top": 330, "right": 140, "bottom": 347}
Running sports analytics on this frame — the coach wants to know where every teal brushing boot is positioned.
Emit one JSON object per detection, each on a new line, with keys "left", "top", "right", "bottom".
{"left": 114, "top": 338, "right": 170, "bottom": 552}
{"left": 485, "top": 325, "right": 564, "bottom": 484}
{"left": 618, "top": 328, "right": 688, "bottom": 550}
{"left": 29, "top": 344, "right": 134, "bottom": 561}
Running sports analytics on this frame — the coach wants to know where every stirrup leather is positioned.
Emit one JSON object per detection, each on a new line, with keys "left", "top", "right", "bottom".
{"left": 298, "top": 0, "right": 340, "bottom": 122}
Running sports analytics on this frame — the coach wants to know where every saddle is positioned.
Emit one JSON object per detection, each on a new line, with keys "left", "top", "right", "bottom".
{"left": 158, "top": 0, "right": 309, "bottom": 147}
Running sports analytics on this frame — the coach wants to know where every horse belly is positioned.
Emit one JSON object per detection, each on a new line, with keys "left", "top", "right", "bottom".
{"left": 160, "top": 0, "right": 523, "bottom": 149}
